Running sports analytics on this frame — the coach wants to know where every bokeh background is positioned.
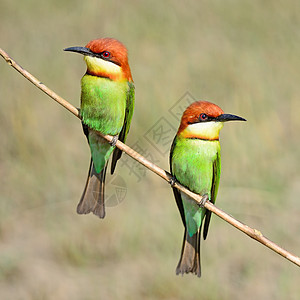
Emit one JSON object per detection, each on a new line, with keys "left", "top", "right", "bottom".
{"left": 1, "top": 1, "right": 300, "bottom": 299}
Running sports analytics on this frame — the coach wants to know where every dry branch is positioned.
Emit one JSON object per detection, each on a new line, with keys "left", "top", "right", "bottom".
{"left": 1, "top": 47, "right": 299, "bottom": 268}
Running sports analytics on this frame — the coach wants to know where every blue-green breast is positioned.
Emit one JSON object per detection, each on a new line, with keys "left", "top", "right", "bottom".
{"left": 80, "top": 74, "right": 128, "bottom": 135}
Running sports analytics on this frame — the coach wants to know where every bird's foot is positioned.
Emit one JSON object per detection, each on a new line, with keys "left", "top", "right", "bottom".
{"left": 169, "top": 176, "right": 177, "bottom": 187}
{"left": 77, "top": 108, "right": 81, "bottom": 118}
{"left": 198, "top": 194, "right": 209, "bottom": 208}
{"left": 109, "top": 135, "right": 119, "bottom": 147}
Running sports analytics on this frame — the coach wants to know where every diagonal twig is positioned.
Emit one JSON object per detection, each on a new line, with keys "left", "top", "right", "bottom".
{"left": 1, "top": 47, "right": 299, "bottom": 268}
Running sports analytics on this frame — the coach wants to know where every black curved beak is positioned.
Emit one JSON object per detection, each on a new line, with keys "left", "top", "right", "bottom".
{"left": 64, "top": 46, "right": 93, "bottom": 56}
{"left": 216, "top": 114, "right": 247, "bottom": 122}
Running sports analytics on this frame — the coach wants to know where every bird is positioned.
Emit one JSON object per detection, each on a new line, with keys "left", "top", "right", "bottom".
{"left": 64, "top": 38, "right": 134, "bottom": 219}
{"left": 170, "top": 101, "right": 246, "bottom": 277}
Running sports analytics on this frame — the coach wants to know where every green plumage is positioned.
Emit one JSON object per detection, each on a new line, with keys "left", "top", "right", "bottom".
{"left": 81, "top": 75, "right": 134, "bottom": 173}
{"left": 64, "top": 38, "right": 136, "bottom": 219}
{"left": 169, "top": 101, "right": 245, "bottom": 276}
{"left": 78, "top": 74, "right": 134, "bottom": 218}
{"left": 170, "top": 135, "right": 221, "bottom": 277}
{"left": 171, "top": 136, "right": 221, "bottom": 236}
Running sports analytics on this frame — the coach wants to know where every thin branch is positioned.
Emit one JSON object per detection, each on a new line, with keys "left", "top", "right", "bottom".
{"left": 1, "top": 47, "right": 299, "bottom": 268}
{"left": 0, "top": 49, "right": 79, "bottom": 118}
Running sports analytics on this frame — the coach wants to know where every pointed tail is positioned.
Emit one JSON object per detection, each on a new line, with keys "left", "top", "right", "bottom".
{"left": 176, "top": 228, "right": 201, "bottom": 277}
{"left": 77, "top": 159, "right": 107, "bottom": 218}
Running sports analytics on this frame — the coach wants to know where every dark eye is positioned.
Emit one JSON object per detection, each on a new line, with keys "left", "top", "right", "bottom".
{"left": 199, "top": 113, "right": 208, "bottom": 121}
{"left": 101, "top": 51, "right": 110, "bottom": 58}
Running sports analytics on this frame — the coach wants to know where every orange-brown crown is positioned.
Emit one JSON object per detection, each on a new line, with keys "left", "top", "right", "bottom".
{"left": 178, "top": 101, "right": 224, "bottom": 135}
{"left": 85, "top": 38, "right": 133, "bottom": 81}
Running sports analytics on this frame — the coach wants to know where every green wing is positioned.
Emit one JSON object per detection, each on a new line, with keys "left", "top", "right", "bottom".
{"left": 170, "top": 136, "right": 186, "bottom": 226}
{"left": 203, "top": 151, "right": 221, "bottom": 239}
{"left": 111, "top": 81, "right": 135, "bottom": 174}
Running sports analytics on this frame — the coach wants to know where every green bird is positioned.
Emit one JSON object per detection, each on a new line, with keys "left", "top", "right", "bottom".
{"left": 64, "top": 38, "right": 134, "bottom": 218}
{"left": 170, "top": 101, "right": 246, "bottom": 277}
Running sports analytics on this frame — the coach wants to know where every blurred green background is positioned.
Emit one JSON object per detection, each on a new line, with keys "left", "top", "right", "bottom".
{"left": 1, "top": 0, "right": 300, "bottom": 299}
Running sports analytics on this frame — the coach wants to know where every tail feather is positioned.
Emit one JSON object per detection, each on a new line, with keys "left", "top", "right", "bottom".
{"left": 176, "top": 228, "right": 201, "bottom": 277}
{"left": 77, "top": 159, "right": 107, "bottom": 219}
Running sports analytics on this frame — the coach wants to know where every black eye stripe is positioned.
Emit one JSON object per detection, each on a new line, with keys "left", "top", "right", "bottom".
{"left": 89, "top": 51, "right": 121, "bottom": 66}
{"left": 187, "top": 115, "right": 215, "bottom": 125}
{"left": 198, "top": 113, "right": 211, "bottom": 122}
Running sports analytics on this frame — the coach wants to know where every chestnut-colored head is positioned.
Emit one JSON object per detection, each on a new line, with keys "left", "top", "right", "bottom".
{"left": 178, "top": 101, "right": 246, "bottom": 140}
{"left": 64, "top": 38, "right": 132, "bottom": 81}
